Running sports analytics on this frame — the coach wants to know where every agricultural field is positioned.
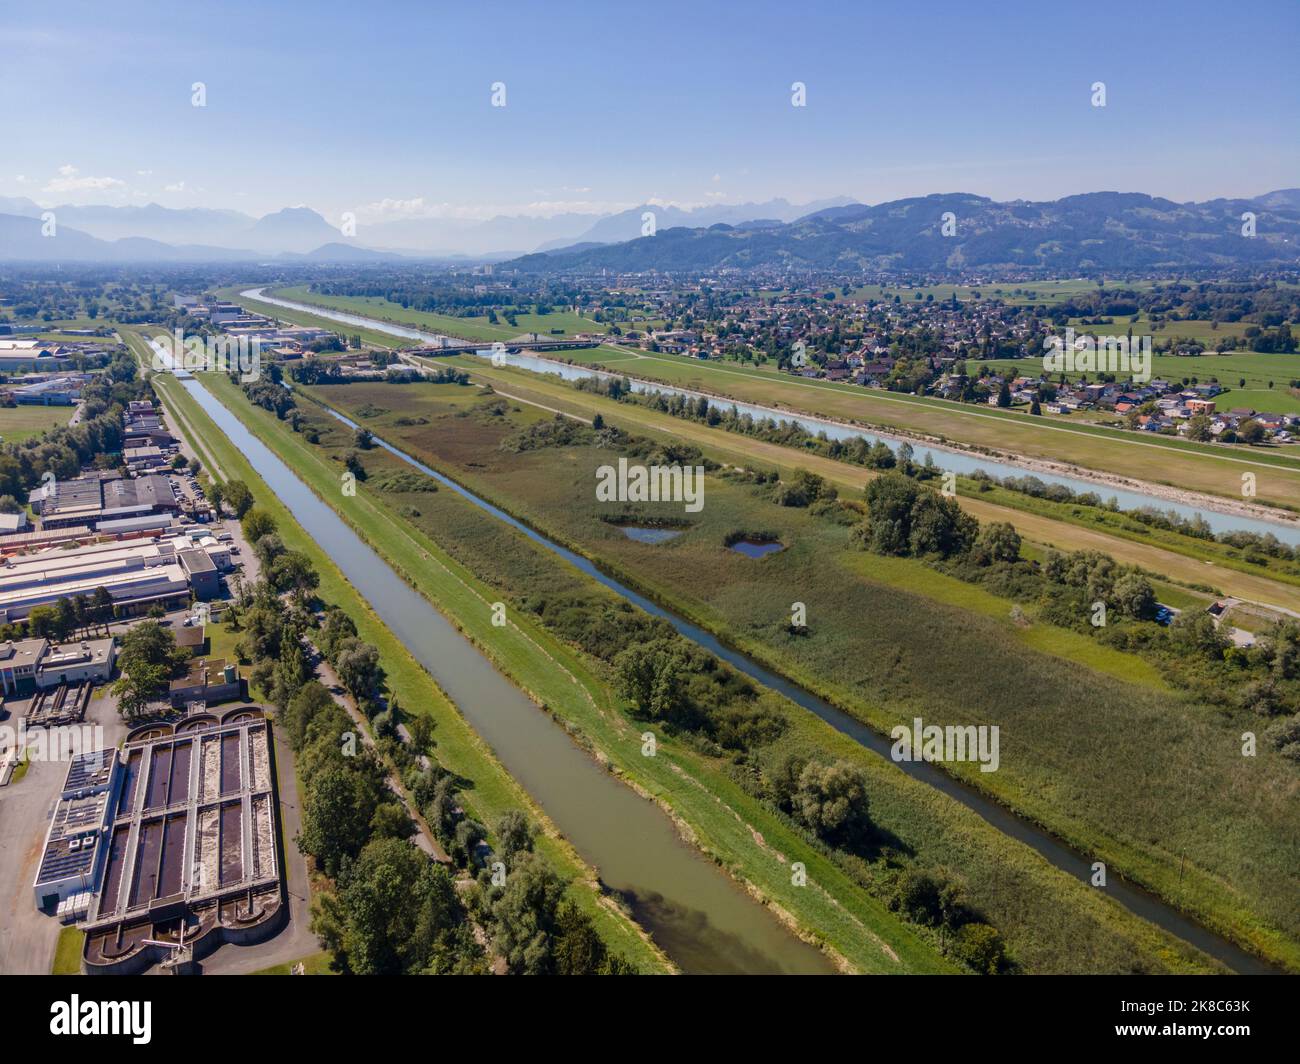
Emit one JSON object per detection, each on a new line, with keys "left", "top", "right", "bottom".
{"left": 294, "top": 375, "right": 1300, "bottom": 971}
{"left": 984, "top": 348, "right": 1300, "bottom": 404}
{"left": 0, "top": 402, "right": 75, "bottom": 443}
{"left": 266, "top": 285, "right": 611, "bottom": 342}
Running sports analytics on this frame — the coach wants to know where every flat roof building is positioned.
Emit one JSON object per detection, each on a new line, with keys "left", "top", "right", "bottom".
{"left": 34, "top": 749, "right": 121, "bottom": 909}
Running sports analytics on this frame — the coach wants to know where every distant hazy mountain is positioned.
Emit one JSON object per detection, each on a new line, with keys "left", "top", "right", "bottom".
{"left": 0, "top": 196, "right": 43, "bottom": 218}
{"left": 45, "top": 203, "right": 256, "bottom": 246}
{"left": 510, "top": 191, "right": 1300, "bottom": 273}
{"left": 362, "top": 211, "right": 604, "bottom": 257}
{"left": 0, "top": 196, "right": 857, "bottom": 258}
{"left": 241, "top": 207, "right": 349, "bottom": 253}
{"left": 539, "top": 197, "right": 855, "bottom": 251}
{"left": 0, "top": 212, "right": 394, "bottom": 263}
{"left": 288, "top": 241, "right": 406, "bottom": 262}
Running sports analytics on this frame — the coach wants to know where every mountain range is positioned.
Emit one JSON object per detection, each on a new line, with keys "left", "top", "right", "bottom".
{"left": 511, "top": 191, "right": 1300, "bottom": 274}
{"left": 0, "top": 195, "right": 852, "bottom": 261}
{"left": 2, "top": 191, "right": 1298, "bottom": 268}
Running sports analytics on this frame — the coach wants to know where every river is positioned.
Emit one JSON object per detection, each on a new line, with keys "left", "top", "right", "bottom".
{"left": 243, "top": 288, "right": 1300, "bottom": 546}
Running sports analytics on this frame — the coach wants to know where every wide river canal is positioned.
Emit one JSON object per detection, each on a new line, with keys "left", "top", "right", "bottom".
{"left": 171, "top": 365, "right": 834, "bottom": 974}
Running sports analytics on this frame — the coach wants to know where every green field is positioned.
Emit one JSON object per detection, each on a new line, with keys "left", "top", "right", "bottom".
{"left": 267, "top": 285, "right": 611, "bottom": 343}
{"left": 985, "top": 348, "right": 1300, "bottom": 412}
{"left": 51, "top": 927, "right": 84, "bottom": 975}
{"left": 272, "top": 376, "right": 1300, "bottom": 972}
{"left": 0, "top": 403, "right": 75, "bottom": 444}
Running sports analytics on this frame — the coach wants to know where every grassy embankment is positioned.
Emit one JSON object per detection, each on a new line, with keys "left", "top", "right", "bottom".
{"left": 120, "top": 328, "right": 671, "bottom": 974}
{"left": 300, "top": 376, "right": 1300, "bottom": 973}
{"left": 240, "top": 375, "right": 1249, "bottom": 974}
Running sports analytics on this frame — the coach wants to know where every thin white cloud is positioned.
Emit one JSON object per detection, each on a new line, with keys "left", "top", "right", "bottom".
{"left": 44, "top": 165, "right": 125, "bottom": 193}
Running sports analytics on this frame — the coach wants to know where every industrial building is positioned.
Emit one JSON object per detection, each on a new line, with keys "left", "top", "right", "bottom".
{"left": 0, "top": 533, "right": 229, "bottom": 624}
{"left": 30, "top": 473, "right": 179, "bottom": 530}
{"left": 169, "top": 658, "right": 240, "bottom": 707}
{"left": 0, "top": 637, "right": 115, "bottom": 695}
{"left": 81, "top": 709, "right": 285, "bottom": 974}
{"left": 34, "top": 749, "right": 121, "bottom": 912}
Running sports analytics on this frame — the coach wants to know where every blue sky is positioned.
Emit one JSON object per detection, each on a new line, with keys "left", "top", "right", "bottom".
{"left": 3, "top": 0, "right": 1297, "bottom": 221}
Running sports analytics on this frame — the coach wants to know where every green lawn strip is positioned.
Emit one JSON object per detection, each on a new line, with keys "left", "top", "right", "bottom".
{"left": 151, "top": 370, "right": 669, "bottom": 974}
{"left": 51, "top": 926, "right": 84, "bottom": 974}
{"left": 291, "top": 387, "right": 1243, "bottom": 975}
{"left": 201, "top": 375, "right": 951, "bottom": 974}
{"left": 308, "top": 381, "right": 1299, "bottom": 973}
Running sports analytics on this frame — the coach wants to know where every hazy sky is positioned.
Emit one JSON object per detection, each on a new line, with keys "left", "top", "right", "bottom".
{"left": 4, "top": 0, "right": 1297, "bottom": 222}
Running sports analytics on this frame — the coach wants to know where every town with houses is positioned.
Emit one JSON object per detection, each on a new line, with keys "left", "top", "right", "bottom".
{"left": 383, "top": 271, "right": 1300, "bottom": 445}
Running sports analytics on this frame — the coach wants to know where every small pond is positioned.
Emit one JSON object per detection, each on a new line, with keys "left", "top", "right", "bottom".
{"left": 728, "top": 539, "right": 784, "bottom": 558}
{"left": 619, "top": 526, "right": 683, "bottom": 544}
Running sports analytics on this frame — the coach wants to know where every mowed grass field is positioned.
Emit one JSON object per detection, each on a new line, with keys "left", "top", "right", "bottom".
{"left": 0, "top": 403, "right": 75, "bottom": 443}
{"left": 267, "top": 285, "right": 611, "bottom": 342}
{"left": 982, "top": 345, "right": 1300, "bottom": 395}
{"left": 253, "top": 378, "right": 1231, "bottom": 974}
{"left": 302, "top": 376, "right": 1300, "bottom": 971}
